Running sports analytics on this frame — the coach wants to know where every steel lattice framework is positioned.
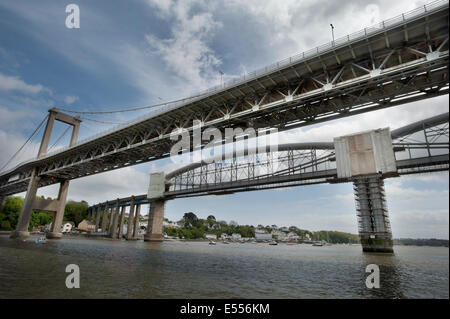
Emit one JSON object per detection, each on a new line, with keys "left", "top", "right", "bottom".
{"left": 86, "top": 112, "right": 448, "bottom": 210}
{"left": 162, "top": 113, "right": 449, "bottom": 198}
{"left": 0, "top": 0, "right": 449, "bottom": 197}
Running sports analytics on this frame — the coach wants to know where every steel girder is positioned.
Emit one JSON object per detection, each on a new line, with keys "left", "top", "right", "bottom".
{"left": 163, "top": 113, "right": 449, "bottom": 198}
{"left": 0, "top": 1, "right": 449, "bottom": 196}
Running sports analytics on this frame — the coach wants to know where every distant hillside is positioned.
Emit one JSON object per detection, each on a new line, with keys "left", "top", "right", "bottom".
{"left": 394, "top": 238, "right": 449, "bottom": 247}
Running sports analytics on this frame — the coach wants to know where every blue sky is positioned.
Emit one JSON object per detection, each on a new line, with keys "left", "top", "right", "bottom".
{"left": 0, "top": 0, "right": 448, "bottom": 238}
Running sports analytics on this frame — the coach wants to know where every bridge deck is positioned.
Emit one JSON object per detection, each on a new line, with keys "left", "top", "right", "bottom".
{"left": 1, "top": 0, "right": 449, "bottom": 196}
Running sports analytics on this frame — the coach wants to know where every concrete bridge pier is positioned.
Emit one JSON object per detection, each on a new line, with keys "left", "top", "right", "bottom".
{"left": 126, "top": 196, "right": 136, "bottom": 240}
{"left": 101, "top": 202, "right": 109, "bottom": 232}
{"left": 46, "top": 180, "right": 70, "bottom": 239}
{"left": 133, "top": 204, "right": 141, "bottom": 239}
{"left": 95, "top": 206, "right": 101, "bottom": 231}
{"left": 1, "top": 196, "right": 7, "bottom": 208}
{"left": 118, "top": 205, "right": 126, "bottom": 239}
{"left": 108, "top": 206, "right": 114, "bottom": 231}
{"left": 109, "top": 199, "right": 120, "bottom": 239}
{"left": 354, "top": 174, "right": 393, "bottom": 253}
{"left": 144, "top": 199, "right": 165, "bottom": 242}
{"left": 9, "top": 169, "right": 40, "bottom": 239}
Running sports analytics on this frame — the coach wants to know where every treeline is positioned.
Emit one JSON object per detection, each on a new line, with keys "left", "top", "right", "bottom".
{"left": 0, "top": 196, "right": 88, "bottom": 231}
{"left": 312, "top": 230, "right": 360, "bottom": 244}
{"left": 394, "top": 238, "right": 449, "bottom": 247}
{"left": 163, "top": 212, "right": 360, "bottom": 243}
{"left": 164, "top": 213, "right": 255, "bottom": 239}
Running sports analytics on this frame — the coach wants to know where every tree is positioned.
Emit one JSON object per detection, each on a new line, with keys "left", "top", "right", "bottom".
{"left": 183, "top": 212, "right": 198, "bottom": 228}
{"left": 64, "top": 200, "right": 89, "bottom": 225}
{"left": 0, "top": 196, "right": 23, "bottom": 230}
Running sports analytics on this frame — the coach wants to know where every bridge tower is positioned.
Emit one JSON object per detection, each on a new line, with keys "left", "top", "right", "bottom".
{"left": 334, "top": 128, "right": 397, "bottom": 253}
{"left": 10, "top": 108, "right": 82, "bottom": 239}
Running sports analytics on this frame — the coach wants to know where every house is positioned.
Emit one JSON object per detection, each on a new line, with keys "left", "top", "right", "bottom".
{"left": 255, "top": 232, "right": 272, "bottom": 241}
{"left": 231, "top": 233, "right": 242, "bottom": 240}
{"left": 220, "top": 233, "right": 230, "bottom": 240}
{"left": 61, "top": 221, "right": 75, "bottom": 233}
{"left": 77, "top": 219, "right": 96, "bottom": 232}
{"left": 204, "top": 234, "right": 217, "bottom": 240}
{"left": 286, "top": 232, "right": 300, "bottom": 241}
{"left": 255, "top": 228, "right": 272, "bottom": 241}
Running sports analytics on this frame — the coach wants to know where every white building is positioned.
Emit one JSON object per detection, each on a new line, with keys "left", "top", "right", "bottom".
{"left": 255, "top": 228, "right": 272, "bottom": 241}
{"left": 231, "top": 233, "right": 242, "bottom": 240}
{"left": 220, "top": 233, "right": 230, "bottom": 240}
{"left": 255, "top": 233, "right": 272, "bottom": 241}
{"left": 205, "top": 234, "right": 217, "bottom": 240}
{"left": 286, "top": 232, "right": 300, "bottom": 241}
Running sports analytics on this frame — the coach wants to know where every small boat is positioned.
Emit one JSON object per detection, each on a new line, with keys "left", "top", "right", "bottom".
{"left": 269, "top": 240, "right": 278, "bottom": 245}
{"left": 209, "top": 240, "right": 216, "bottom": 245}
{"left": 35, "top": 237, "right": 47, "bottom": 244}
{"left": 312, "top": 241, "right": 323, "bottom": 246}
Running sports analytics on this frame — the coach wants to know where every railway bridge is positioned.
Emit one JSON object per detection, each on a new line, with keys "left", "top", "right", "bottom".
{"left": 0, "top": 0, "right": 448, "bottom": 252}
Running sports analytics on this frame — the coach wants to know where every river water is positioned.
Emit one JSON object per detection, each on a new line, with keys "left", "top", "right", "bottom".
{"left": 0, "top": 234, "right": 448, "bottom": 299}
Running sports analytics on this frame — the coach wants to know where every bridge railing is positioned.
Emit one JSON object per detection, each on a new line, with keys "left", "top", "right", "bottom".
{"left": 1, "top": 0, "right": 448, "bottom": 176}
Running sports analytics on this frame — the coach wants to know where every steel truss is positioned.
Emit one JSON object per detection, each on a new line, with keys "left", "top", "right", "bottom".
{"left": 0, "top": 1, "right": 449, "bottom": 196}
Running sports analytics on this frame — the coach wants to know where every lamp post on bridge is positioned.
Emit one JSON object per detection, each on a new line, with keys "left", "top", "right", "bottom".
{"left": 330, "top": 24, "right": 335, "bottom": 45}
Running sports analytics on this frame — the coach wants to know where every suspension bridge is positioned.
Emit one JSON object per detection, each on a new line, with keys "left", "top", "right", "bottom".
{"left": 0, "top": 0, "right": 448, "bottom": 253}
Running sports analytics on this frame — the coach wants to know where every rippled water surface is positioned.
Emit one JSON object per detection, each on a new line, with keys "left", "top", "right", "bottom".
{"left": 0, "top": 235, "right": 448, "bottom": 298}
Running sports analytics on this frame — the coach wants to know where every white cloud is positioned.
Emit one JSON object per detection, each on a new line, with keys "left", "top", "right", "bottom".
{"left": 146, "top": 0, "right": 223, "bottom": 93}
{"left": 0, "top": 72, "right": 47, "bottom": 94}
{"left": 64, "top": 95, "right": 79, "bottom": 105}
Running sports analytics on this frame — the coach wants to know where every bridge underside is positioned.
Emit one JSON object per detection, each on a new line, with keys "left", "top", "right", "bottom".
{"left": 0, "top": 1, "right": 448, "bottom": 196}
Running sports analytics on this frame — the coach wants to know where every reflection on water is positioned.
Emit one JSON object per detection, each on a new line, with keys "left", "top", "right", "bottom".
{"left": 0, "top": 235, "right": 448, "bottom": 299}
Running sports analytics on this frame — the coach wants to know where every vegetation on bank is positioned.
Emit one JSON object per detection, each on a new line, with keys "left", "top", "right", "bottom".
{"left": 163, "top": 212, "right": 360, "bottom": 243}
{"left": 0, "top": 196, "right": 88, "bottom": 231}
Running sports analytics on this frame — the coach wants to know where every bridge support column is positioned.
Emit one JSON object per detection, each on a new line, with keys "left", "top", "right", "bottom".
{"left": 118, "top": 206, "right": 126, "bottom": 239}
{"left": 353, "top": 174, "right": 393, "bottom": 253}
{"left": 144, "top": 200, "right": 165, "bottom": 242}
{"left": 1, "top": 196, "right": 7, "bottom": 208}
{"left": 126, "top": 196, "right": 136, "bottom": 240}
{"left": 95, "top": 206, "right": 101, "bottom": 232}
{"left": 133, "top": 204, "right": 141, "bottom": 239}
{"left": 108, "top": 207, "right": 114, "bottom": 231}
{"left": 101, "top": 203, "right": 108, "bottom": 233}
{"left": 47, "top": 180, "right": 70, "bottom": 239}
{"left": 110, "top": 199, "right": 120, "bottom": 239}
{"left": 10, "top": 169, "right": 40, "bottom": 239}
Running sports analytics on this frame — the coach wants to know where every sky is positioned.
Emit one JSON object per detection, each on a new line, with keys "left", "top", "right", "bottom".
{"left": 0, "top": 0, "right": 448, "bottom": 239}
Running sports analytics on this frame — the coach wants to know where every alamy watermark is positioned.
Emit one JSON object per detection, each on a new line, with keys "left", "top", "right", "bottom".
{"left": 65, "top": 264, "right": 80, "bottom": 288}
{"left": 65, "top": 4, "right": 80, "bottom": 29}
{"left": 168, "top": 120, "right": 279, "bottom": 167}
{"left": 365, "top": 264, "right": 380, "bottom": 289}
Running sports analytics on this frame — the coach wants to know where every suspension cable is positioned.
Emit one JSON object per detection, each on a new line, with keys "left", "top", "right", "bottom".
{"left": 48, "top": 126, "right": 71, "bottom": 152}
{"left": 57, "top": 91, "right": 208, "bottom": 115}
{"left": 81, "top": 117, "right": 126, "bottom": 125}
{"left": 0, "top": 114, "right": 49, "bottom": 172}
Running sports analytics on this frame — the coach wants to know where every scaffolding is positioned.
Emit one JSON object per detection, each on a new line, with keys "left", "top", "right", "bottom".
{"left": 353, "top": 174, "right": 393, "bottom": 252}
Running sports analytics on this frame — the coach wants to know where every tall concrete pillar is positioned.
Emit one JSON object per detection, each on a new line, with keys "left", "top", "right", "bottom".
{"left": 144, "top": 200, "right": 165, "bottom": 242}
{"left": 101, "top": 202, "right": 109, "bottom": 233}
{"left": 10, "top": 169, "right": 40, "bottom": 239}
{"left": 118, "top": 206, "right": 126, "bottom": 239}
{"left": 108, "top": 207, "right": 114, "bottom": 231}
{"left": 133, "top": 204, "right": 141, "bottom": 239}
{"left": 353, "top": 174, "right": 393, "bottom": 253}
{"left": 95, "top": 206, "right": 101, "bottom": 232}
{"left": 1, "top": 196, "right": 7, "bottom": 208}
{"left": 47, "top": 180, "right": 70, "bottom": 239}
{"left": 110, "top": 199, "right": 120, "bottom": 239}
{"left": 126, "top": 196, "right": 135, "bottom": 240}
